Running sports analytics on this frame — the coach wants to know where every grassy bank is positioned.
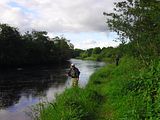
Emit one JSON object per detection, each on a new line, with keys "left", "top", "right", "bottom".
{"left": 35, "top": 56, "right": 160, "bottom": 120}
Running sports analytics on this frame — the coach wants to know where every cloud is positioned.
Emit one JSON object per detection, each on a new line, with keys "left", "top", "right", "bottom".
{"left": 74, "top": 39, "right": 119, "bottom": 50}
{"left": 84, "top": 40, "right": 97, "bottom": 45}
{"left": 0, "top": 0, "right": 123, "bottom": 49}
{"left": 65, "top": 32, "right": 120, "bottom": 50}
{"left": 0, "top": 0, "right": 120, "bottom": 33}
{"left": 75, "top": 40, "right": 119, "bottom": 49}
{"left": 0, "top": 1, "right": 36, "bottom": 32}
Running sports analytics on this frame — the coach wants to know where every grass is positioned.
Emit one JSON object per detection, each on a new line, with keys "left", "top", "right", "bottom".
{"left": 35, "top": 87, "right": 99, "bottom": 120}
{"left": 34, "top": 56, "right": 160, "bottom": 120}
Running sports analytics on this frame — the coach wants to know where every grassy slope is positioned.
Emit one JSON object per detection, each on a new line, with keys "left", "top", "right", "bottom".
{"left": 38, "top": 56, "right": 160, "bottom": 120}
{"left": 86, "top": 56, "right": 141, "bottom": 120}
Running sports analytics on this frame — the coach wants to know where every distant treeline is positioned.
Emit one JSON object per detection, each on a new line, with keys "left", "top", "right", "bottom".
{"left": 0, "top": 24, "right": 74, "bottom": 67}
{"left": 72, "top": 46, "right": 123, "bottom": 63}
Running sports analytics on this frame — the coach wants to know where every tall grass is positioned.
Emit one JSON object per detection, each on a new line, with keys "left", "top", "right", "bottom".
{"left": 34, "top": 87, "right": 100, "bottom": 120}
{"left": 35, "top": 56, "right": 160, "bottom": 120}
{"left": 90, "top": 56, "right": 160, "bottom": 120}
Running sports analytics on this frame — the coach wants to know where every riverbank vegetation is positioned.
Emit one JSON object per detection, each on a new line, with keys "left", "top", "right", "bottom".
{"left": 36, "top": 0, "right": 160, "bottom": 119}
{"left": 36, "top": 57, "right": 160, "bottom": 120}
{"left": 0, "top": 24, "right": 74, "bottom": 67}
{"left": 73, "top": 46, "right": 122, "bottom": 63}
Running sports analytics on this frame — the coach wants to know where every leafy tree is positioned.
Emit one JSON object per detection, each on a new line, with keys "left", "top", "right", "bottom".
{"left": 0, "top": 23, "right": 74, "bottom": 67}
{"left": 104, "top": 0, "right": 160, "bottom": 64}
{"left": 72, "top": 49, "right": 84, "bottom": 58}
{"left": 103, "top": 1, "right": 160, "bottom": 119}
{"left": 86, "top": 48, "right": 94, "bottom": 57}
{"left": 92, "top": 47, "right": 101, "bottom": 54}
{"left": 0, "top": 24, "right": 24, "bottom": 66}
{"left": 53, "top": 36, "right": 73, "bottom": 61}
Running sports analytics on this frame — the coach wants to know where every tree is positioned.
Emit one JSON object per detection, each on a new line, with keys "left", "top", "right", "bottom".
{"left": 104, "top": 0, "right": 160, "bottom": 64}
{"left": 0, "top": 24, "right": 24, "bottom": 66}
{"left": 0, "top": 23, "right": 74, "bottom": 67}
{"left": 53, "top": 36, "right": 73, "bottom": 61}
{"left": 72, "top": 49, "right": 84, "bottom": 58}
{"left": 92, "top": 47, "right": 101, "bottom": 54}
{"left": 86, "top": 48, "right": 94, "bottom": 57}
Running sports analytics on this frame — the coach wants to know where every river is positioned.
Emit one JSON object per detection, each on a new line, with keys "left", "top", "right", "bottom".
{"left": 0, "top": 59, "right": 105, "bottom": 120}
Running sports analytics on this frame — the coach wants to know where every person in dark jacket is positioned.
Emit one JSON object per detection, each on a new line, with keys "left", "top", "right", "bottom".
{"left": 68, "top": 64, "right": 80, "bottom": 87}
{"left": 115, "top": 54, "right": 120, "bottom": 66}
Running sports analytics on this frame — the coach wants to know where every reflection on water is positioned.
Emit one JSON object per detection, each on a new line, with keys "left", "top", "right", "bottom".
{"left": 0, "top": 59, "right": 105, "bottom": 120}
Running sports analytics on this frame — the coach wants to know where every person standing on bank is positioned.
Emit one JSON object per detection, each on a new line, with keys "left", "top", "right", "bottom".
{"left": 68, "top": 64, "right": 80, "bottom": 87}
{"left": 115, "top": 54, "right": 120, "bottom": 66}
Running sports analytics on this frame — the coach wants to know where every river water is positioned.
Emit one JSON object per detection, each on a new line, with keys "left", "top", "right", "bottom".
{"left": 0, "top": 59, "right": 105, "bottom": 120}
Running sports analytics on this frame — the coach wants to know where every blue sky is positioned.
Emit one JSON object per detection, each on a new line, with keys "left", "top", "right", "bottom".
{"left": 0, "top": 0, "right": 121, "bottom": 49}
{"left": 8, "top": 1, "right": 31, "bottom": 13}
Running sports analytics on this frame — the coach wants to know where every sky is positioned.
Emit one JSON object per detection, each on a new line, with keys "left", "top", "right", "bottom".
{"left": 0, "top": 0, "right": 122, "bottom": 49}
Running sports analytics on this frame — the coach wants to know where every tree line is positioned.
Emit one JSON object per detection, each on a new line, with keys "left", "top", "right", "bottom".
{"left": 72, "top": 46, "right": 121, "bottom": 63}
{"left": 0, "top": 24, "right": 74, "bottom": 67}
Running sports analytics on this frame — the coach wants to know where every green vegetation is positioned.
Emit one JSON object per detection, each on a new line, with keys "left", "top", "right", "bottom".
{"left": 91, "top": 57, "right": 160, "bottom": 119}
{"left": 35, "top": 0, "right": 160, "bottom": 119}
{"left": 104, "top": 0, "right": 160, "bottom": 65}
{"left": 35, "top": 56, "right": 160, "bottom": 120}
{"left": 73, "top": 47, "right": 121, "bottom": 63}
{"left": 0, "top": 0, "right": 157, "bottom": 119}
{"left": 0, "top": 24, "right": 73, "bottom": 67}
{"left": 34, "top": 88, "right": 97, "bottom": 120}
{"left": 32, "top": 64, "right": 114, "bottom": 120}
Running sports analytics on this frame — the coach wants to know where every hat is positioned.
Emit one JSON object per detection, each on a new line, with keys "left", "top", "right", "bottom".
{"left": 71, "top": 63, "right": 75, "bottom": 67}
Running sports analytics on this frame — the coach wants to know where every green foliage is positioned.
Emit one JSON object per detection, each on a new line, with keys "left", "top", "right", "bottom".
{"left": 100, "top": 2, "right": 160, "bottom": 118}
{"left": 0, "top": 24, "right": 24, "bottom": 65}
{"left": 0, "top": 23, "right": 73, "bottom": 67}
{"left": 72, "top": 49, "right": 84, "bottom": 58}
{"left": 104, "top": 0, "right": 160, "bottom": 64}
{"left": 36, "top": 88, "right": 98, "bottom": 120}
{"left": 35, "top": 65, "right": 116, "bottom": 120}
{"left": 92, "top": 47, "right": 101, "bottom": 54}
{"left": 34, "top": 56, "right": 160, "bottom": 120}
{"left": 93, "top": 57, "right": 160, "bottom": 120}
{"left": 75, "top": 46, "right": 122, "bottom": 63}
{"left": 125, "top": 61, "right": 160, "bottom": 119}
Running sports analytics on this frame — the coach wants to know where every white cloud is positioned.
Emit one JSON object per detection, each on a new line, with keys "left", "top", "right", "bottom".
{"left": 74, "top": 39, "right": 119, "bottom": 50}
{"left": 0, "top": 1, "right": 35, "bottom": 32}
{"left": 0, "top": 0, "right": 120, "bottom": 32}
{"left": 84, "top": 40, "right": 97, "bottom": 45}
{"left": 70, "top": 32, "right": 120, "bottom": 50}
{"left": 0, "top": 0, "right": 123, "bottom": 49}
